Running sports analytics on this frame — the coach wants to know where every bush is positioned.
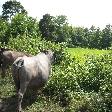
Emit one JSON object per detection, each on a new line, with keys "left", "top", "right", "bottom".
{"left": 0, "top": 19, "right": 10, "bottom": 43}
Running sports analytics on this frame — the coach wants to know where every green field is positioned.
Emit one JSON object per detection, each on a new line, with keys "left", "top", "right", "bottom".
{"left": 67, "top": 47, "right": 111, "bottom": 62}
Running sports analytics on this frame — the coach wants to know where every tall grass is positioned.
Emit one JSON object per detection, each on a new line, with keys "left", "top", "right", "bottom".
{"left": 67, "top": 47, "right": 111, "bottom": 62}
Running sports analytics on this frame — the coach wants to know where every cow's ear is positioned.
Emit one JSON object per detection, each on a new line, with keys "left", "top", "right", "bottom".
{"left": 42, "top": 50, "right": 48, "bottom": 54}
{"left": 1, "top": 47, "right": 10, "bottom": 51}
{"left": 1, "top": 48, "right": 5, "bottom": 51}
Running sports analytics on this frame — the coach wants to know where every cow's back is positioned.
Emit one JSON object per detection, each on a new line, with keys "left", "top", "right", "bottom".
{"left": 18, "top": 54, "right": 50, "bottom": 88}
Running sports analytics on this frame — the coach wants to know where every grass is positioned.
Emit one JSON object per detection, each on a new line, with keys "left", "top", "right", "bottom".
{"left": 0, "top": 74, "right": 66, "bottom": 112}
{"left": 67, "top": 47, "right": 111, "bottom": 62}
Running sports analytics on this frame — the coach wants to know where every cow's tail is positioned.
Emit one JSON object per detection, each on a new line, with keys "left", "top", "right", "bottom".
{"left": 12, "top": 57, "right": 24, "bottom": 92}
{"left": 13, "top": 56, "right": 24, "bottom": 67}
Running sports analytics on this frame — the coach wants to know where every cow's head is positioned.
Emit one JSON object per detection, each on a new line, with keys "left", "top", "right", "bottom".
{"left": 42, "top": 50, "right": 54, "bottom": 63}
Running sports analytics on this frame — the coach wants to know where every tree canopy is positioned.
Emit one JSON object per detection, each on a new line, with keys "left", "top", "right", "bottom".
{"left": 2, "top": 0, "right": 27, "bottom": 21}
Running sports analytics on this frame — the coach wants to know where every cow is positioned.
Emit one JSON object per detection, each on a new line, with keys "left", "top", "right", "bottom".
{"left": 0, "top": 48, "right": 32, "bottom": 77}
{"left": 12, "top": 50, "right": 54, "bottom": 112}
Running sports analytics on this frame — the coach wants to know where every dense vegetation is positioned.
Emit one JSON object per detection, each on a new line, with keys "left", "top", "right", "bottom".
{"left": 0, "top": 0, "right": 112, "bottom": 112}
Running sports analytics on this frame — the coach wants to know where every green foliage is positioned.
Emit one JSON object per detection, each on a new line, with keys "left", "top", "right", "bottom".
{"left": 70, "top": 25, "right": 112, "bottom": 49}
{"left": 0, "top": 39, "right": 112, "bottom": 111}
{"left": 2, "top": 0, "right": 27, "bottom": 21}
{"left": 100, "top": 25, "right": 112, "bottom": 49}
{"left": 0, "top": 9, "right": 112, "bottom": 49}
{"left": 39, "top": 14, "right": 55, "bottom": 41}
{"left": 53, "top": 15, "right": 70, "bottom": 43}
{"left": 77, "top": 54, "right": 112, "bottom": 92}
{"left": 67, "top": 47, "right": 111, "bottom": 63}
{"left": 0, "top": 18, "right": 10, "bottom": 43}
{"left": 39, "top": 14, "right": 72, "bottom": 43}
{"left": 9, "top": 14, "right": 40, "bottom": 38}
{"left": 3, "top": 35, "right": 67, "bottom": 66}
{"left": 71, "top": 27, "right": 85, "bottom": 47}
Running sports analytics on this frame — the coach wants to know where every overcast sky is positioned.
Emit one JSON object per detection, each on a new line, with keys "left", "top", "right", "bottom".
{"left": 0, "top": 0, "right": 112, "bottom": 28}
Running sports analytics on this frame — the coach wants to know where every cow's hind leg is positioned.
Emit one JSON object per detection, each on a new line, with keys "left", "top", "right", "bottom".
{"left": 13, "top": 74, "right": 20, "bottom": 93}
{"left": 18, "top": 82, "right": 29, "bottom": 112}
{"left": 1, "top": 66, "right": 6, "bottom": 78}
{"left": 12, "top": 68, "right": 20, "bottom": 93}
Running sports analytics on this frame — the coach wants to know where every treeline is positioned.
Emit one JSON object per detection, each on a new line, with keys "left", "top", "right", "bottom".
{"left": 0, "top": 0, "right": 112, "bottom": 49}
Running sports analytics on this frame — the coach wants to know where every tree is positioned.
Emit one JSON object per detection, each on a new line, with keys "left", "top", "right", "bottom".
{"left": 39, "top": 14, "right": 55, "bottom": 41}
{"left": 0, "top": 18, "right": 10, "bottom": 43}
{"left": 39, "top": 14, "right": 71, "bottom": 43}
{"left": 2, "top": 0, "right": 27, "bottom": 21}
{"left": 53, "top": 15, "right": 69, "bottom": 43}
{"left": 54, "top": 15, "right": 68, "bottom": 27}
{"left": 71, "top": 27, "right": 85, "bottom": 47}
{"left": 100, "top": 25, "right": 112, "bottom": 49}
{"left": 10, "top": 13, "right": 40, "bottom": 38}
{"left": 89, "top": 25, "right": 97, "bottom": 48}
